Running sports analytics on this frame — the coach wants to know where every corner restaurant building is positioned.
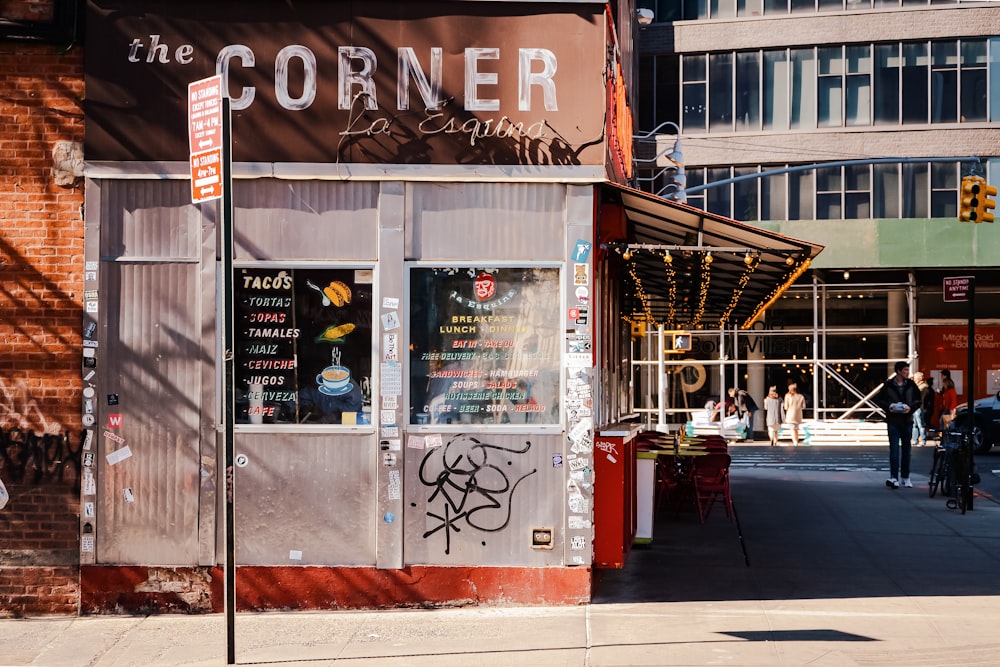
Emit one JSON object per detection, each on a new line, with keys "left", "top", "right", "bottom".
{"left": 80, "top": 0, "right": 821, "bottom": 612}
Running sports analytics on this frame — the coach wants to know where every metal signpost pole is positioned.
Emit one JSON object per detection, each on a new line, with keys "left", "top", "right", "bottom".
{"left": 967, "top": 277, "right": 975, "bottom": 467}
{"left": 221, "top": 95, "right": 236, "bottom": 665}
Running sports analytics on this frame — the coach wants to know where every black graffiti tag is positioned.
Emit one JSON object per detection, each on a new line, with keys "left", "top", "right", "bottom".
{"left": 417, "top": 435, "right": 536, "bottom": 555}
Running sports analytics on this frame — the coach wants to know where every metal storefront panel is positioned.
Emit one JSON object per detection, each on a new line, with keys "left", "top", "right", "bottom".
{"left": 234, "top": 432, "right": 375, "bottom": 566}
{"left": 96, "top": 260, "right": 202, "bottom": 565}
{"left": 406, "top": 182, "right": 566, "bottom": 261}
{"left": 403, "top": 433, "right": 565, "bottom": 566}
{"left": 233, "top": 180, "right": 378, "bottom": 261}
{"left": 99, "top": 180, "right": 201, "bottom": 260}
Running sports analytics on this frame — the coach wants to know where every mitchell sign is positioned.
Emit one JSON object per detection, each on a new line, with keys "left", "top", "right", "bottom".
{"left": 85, "top": 1, "right": 607, "bottom": 166}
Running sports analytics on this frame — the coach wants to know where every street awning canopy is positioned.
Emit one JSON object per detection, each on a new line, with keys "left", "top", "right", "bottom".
{"left": 600, "top": 183, "right": 824, "bottom": 330}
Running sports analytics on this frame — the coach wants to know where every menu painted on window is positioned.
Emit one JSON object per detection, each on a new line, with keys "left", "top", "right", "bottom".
{"left": 409, "top": 267, "right": 560, "bottom": 425}
{"left": 234, "top": 267, "right": 373, "bottom": 425}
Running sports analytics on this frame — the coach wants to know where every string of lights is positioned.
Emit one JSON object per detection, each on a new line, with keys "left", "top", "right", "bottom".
{"left": 741, "top": 258, "right": 812, "bottom": 330}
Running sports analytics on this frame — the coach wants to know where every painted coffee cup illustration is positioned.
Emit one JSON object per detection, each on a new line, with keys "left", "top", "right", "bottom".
{"left": 319, "top": 365, "right": 351, "bottom": 390}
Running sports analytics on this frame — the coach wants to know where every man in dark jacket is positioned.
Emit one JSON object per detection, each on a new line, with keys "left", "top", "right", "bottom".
{"left": 874, "top": 361, "right": 922, "bottom": 489}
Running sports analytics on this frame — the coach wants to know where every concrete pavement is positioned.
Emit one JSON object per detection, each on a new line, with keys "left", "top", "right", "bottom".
{"left": 4, "top": 446, "right": 1000, "bottom": 666}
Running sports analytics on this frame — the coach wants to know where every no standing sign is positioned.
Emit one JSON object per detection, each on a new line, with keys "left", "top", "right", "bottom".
{"left": 188, "top": 75, "right": 224, "bottom": 204}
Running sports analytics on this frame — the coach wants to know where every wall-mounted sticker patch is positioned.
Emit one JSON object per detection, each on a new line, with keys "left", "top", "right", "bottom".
{"left": 575, "top": 285, "right": 589, "bottom": 304}
{"left": 383, "top": 332, "right": 398, "bottom": 361}
{"left": 85, "top": 261, "right": 98, "bottom": 272}
{"left": 83, "top": 387, "right": 95, "bottom": 399}
{"left": 568, "top": 515, "right": 591, "bottom": 529}
{"left": 380, "top": 409, "right": 395, "bottom": 426}
{"left": 86, "top": 301, "right": 98, "bottom": 314}
{"left": 85, "top": 270, "right": 97, "bottom": 282}
{"left": 570, "top": 535, "right": 587, "bottom": 550}
{"left": 424, "top": 433, "right": 443, "bottom": 448}
{"left": 83, "top": 471, "right": 96, "bottom": 495}
{"left": 388, "top": 469, "right": 401, "bottom": 500}
{"left": 81, "top": 535, "right": 95, "bottom": 553}
{"left": 84, "top": 502, "right": 95, "bottom": 518}
{"left": 406, "top": 435, "right": 426, "bottom": 449}
{"left": 380, "top": 362, "right": 402, "bottom": 395}
{"left": 82, "top": 414, "right": 95, "bottom": 427}
{"left": 83, "top": 430, "right": 93, "bottom": 450}
{"left": 84, "top": 321, "right": 97, "bottom": 338}
{"left": 572, "top": 240, "right": 592, "bottom": 263}
{"left": 552, "top": 453, "right": 563, "bottom": 468}
{"left": 103, "top": 430, "right": 124, "bottom": 444}
{"left": 107, "top": 394, "right": 119, "bottom": 405}
{"left": 106, "top": 445, "right": 132, "bottom": 465}
{"left": 123, "top": 488, "right": 135, "bottom": 503}
{"left": 83, "top": 339, "right": 98, "bottom": 348}
{"left": 107, "top": 413, "right": 122, "bottom": 428}
{"left": 381, "top": 311, "right": 400, "bottom": 331}
{"left": 383, "top": 511, "right": 395, "bottom": 524}
{"left": 382, "top": 297, "right": 399, "bottom": 309}
{"left": 382, "top": 395, "right": 398, "bottom": 410}
{"left": 84, "top": 290, "right": 99, "bottom": 300}
{"left": 573, "top": 263, "right": 589, "bottom": 286}
{"left": 380, "top": 426, "right": 399, "bottom": 438}
{"left": 289, "top": 550, "right": 303, "bottom": 561}
{"left": 84, "top": 399, "right": 93, "bottom": 415}
{"left": 84, "top": 370, "right": 96, "bottom": 381}
{"left": 382, "top": 452, "right": 396, "bottom": 467}
{"left": 82, "top": 347, "right": 96, "bottom": 359}
{"left": 83, "top": 452, "right": 95, "bottom": 468}
{"left": 83, "top": 357, "right": 97, "bottom": 368}
{"left": 234, "top": 453, "right": 249, "bottom": 468}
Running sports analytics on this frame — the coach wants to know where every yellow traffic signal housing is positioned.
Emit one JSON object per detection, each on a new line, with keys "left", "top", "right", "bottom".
{"left": 671, "top": 332, "right": 692, "bottom": 352}
{"left": 630, "top": 320, "right": 647, "bottom": 340}
{"left": 959, "top": 176, "right": 981, "bottom": 222}
{"left": 976, "top": 181, "right": 997, "bottom": 223}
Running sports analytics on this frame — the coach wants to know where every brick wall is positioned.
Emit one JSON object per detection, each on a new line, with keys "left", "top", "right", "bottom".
{"left": 0, "top": 39, "right": 85, "bottom": 616}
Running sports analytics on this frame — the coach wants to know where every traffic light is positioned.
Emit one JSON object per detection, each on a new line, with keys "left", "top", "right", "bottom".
{"left": 976, "top": 181, "right": 997, "bottom": 223}
{"left": 959, "top": 176, "right": 981, "bottom": 222}
{"left": 671, "top": 332, "right": 692, "bottom": 352}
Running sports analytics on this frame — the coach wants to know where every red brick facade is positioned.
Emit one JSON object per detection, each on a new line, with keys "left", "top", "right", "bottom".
{"left": 0, "top": 37, "right": 85, "bottom": 616}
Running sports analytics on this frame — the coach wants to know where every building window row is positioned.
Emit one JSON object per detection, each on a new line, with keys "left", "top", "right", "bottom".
{"left": 639, "top": 0, "right": 970, "bottom": 22}
{"left": 640, "top": 160, "right": 995, "bottom": 221}
{"left": 640, "top": 38, "right": 996, "bottom": 133}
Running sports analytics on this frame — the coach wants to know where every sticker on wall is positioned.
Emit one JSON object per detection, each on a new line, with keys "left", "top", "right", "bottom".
{"left": 234, "top": 453, "right": 249, "bottom": 468}
{"left": 85, "top": 270, "right": 97, "bottom": 282}
{"left": 85, "top": 301, "right": 98, "bottom": 314}
{"left": 572, "top": 240, "right": 592, "bottom": 263}
{"left": 381, "top": 311, "right": 400, "bottom": 331}
{"left": 382, "top": 297, "right": 399, "bottom": 309}
{"left": 107, "top": 413, "right": 122, "bottom": 428}
{"left": 83, "top": 357, "right": 96, "bottom": 369}
{"left": 106, "top": 445, "right": 132, "bottom": 466}
{"left": 424, "top": 433, "right": 443, "bottom": 448}
{"left": 565, "top": 352, "right": 590, "bottom": 367}
{"left": 84, "top": 399, "right": 93, "bottom": 415}
{"left": 382, "top": 394, "right": 398, "bottom": 410}
{"left": 568, "top": 515, "right": 591, "bottom": 530}
{"left": 83, "top": 387, "right": 95, "bottom": 399}
{"left": 84, "top": 502, "right": 95, "bottom": 518}
{"left": 388, "top": 469, "right": 401, "bottom": 500}
{"left": 382, "top": 452, "right": 396, "bottom": 467}
{"left": 83, "top": 471, "right": 96, "bottom": 496}
{"left": 380, "top": 426, "right": 399, "bottom": 438}
{"left": 406, "top": 435, "right": 425, "bottom": 449}
{"left": 84, "top": 321, "right": 97, "bottom": 338}
{"left": 107, "top": 394, "right": 119, "bottom": 405}
{"left": 83, "top": 430, "right": 93, "bottom": 451}
{"left": 103, "top": 430, "right": 124, "bottom": 445}
{"left": 380, "top": 409, "right": 395, "bottom": 426}
{"left": 552, "top": 453, "right": 563, "bottom": 468}
{"left": 570, "top": 535, "right": 587, "bottom": 550}
{"left": 575, "top": 285, "right": 589, "bottom": 304}
{"left": 84, "top": 370, "right": 95, "bottom": 381}
{"left": 85, "top": 261, "right": 98, "bottom": 272}
{"left": 289, "top": 550, "right": 303, "bottom": 561}
{"left": 123, "top": 487, "right": 135, "bottom": 503}
{"left": 380, "top": 362, "right": 402, "bottom": 395}
{"left": 83, "top": 452, "right": 95, "bottom": 468}
{"left": 383, "top": 512, "right": 395, "bottom": 524}
{"left": 383, "top": 332, "right": 398, "bottom": 361}
{"left": 573, "top": 263, "right": 589, "bottom": 286}
{"left": 83, "top": 339, "right": 98, "bottom": 349}
{"left": 84, "top": 290, "right": 99, "bottom": 300}
{"left": 81, "top": 535, "right": 95, "bottom": 553}
{"left": 82, "top": 414, "right": 95, "bottom": 427}
{"left": 569, "top": 457, "right": 590, "bottom": 472}
{"left": 568, "top": 493, "right": 587, "bottom": 513}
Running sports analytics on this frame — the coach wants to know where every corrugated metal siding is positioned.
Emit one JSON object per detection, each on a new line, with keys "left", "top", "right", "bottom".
{"left": 97, "top": 180, "right": 203, "bottom": 564}
{"left": 406, "top": 182, "right": 567, "bottom": 261}
{"left": 233, "top": 180, "right": 379, "bottom": 261}
{"left": 233, "top": 433, "right": 376, "bottom": 566}
{"left": 402, "top": 433, "right": 565, "bottom": 566}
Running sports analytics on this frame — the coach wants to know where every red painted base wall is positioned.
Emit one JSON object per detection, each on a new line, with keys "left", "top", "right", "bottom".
{"left": 80, "top": 565, "right": 592, "bottom": 614}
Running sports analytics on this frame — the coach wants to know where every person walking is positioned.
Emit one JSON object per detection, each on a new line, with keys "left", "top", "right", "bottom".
{"left": 874, "top": 361, "right": 922, "bottom": 489}
{"left": 763, "top": 385, "right": 784, "bottom": 446}
{"left": 782, "top": 382, "right": 806, "bottom": 446}
{"left": 939, "top": 374, "right": 958, "bottom": 431}
{"left": 911, "top": 371, "right": 929, "bottom": 446}
{"left": 728, "top": 387, "right": 758, "bottom": 441}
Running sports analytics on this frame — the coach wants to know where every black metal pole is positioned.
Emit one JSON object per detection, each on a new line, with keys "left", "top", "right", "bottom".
{"left": 221, "top": 95, "right": 236, "bottom": 666}
{"left": 967, "top": 277, "right": 975, "bottom": 453}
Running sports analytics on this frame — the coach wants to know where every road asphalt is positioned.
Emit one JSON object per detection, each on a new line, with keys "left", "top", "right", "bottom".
{"left": 4, "top": 444, "right": 1000, "bottom": 666}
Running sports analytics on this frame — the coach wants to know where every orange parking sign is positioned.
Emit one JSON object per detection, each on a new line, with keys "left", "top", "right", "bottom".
{"left": 190, "top": 148, "right": 223, "bottom": 203}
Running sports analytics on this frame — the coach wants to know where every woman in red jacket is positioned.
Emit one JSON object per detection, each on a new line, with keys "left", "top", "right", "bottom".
{"left": 939, "top": 377, "right": 958, "bottom": 431}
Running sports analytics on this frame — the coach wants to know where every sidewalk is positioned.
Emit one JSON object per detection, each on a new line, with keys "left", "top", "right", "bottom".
{"left": 5, "top": 449, "right": 1000, "bottom": 666}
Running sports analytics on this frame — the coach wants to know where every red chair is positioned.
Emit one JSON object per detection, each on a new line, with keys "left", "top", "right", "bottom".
{"left": 691, "top": 453, "right": 733, "bottom": 523}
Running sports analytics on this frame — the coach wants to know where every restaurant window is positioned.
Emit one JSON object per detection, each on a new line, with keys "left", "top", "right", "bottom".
{"left": 409, "top": 266, "right": 561, "bottom": 426}
{"left": 233, "top": 267, "right": 374, "bottom": 426}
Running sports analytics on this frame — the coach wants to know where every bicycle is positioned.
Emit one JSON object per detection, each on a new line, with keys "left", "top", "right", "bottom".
{"left": 931, "top": 430, "right": 977, "bottom": 513}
